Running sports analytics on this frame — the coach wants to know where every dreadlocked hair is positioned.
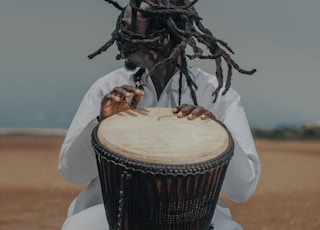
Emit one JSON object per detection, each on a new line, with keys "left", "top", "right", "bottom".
{"left": 88, "top": 0, "right": 256, "bottom": 103}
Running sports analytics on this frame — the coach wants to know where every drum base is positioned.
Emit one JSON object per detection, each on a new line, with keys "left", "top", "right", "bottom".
{"left": 96, "top": 156, "right": 228, "bottom": 230}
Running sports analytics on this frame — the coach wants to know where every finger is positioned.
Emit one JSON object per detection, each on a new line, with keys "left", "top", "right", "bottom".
{"left": 101, "top": 93, "right": 121, "bottom": 105}
{"left": 186, "top": 106, "right": 205, "bottom": 120}
{"left": 119, "top": 85, "right": 144, "bottom": 108}
{"left": 172, "top": 104, "right": 188, "bottom": 114}
{"left": 110, "top": 86, "right": 133, "bottom": 99}
{"left": 176, "top": 105, "right": 196, "bottom": 118}
{"left": 131, "top": 93, "right": 144, "bottom": 108}
{"left": 200, "top": 111, "right": 216, "bottom": 120}
{"left": 121, "top": 85, "right": 144, "bottom": 96}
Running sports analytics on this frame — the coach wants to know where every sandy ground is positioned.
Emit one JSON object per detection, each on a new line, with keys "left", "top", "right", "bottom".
{"left": 0, "top": 136, "right": 319, "bottom": 230}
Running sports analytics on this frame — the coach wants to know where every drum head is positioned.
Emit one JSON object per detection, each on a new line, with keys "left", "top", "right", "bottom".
{"left": 96, "top": 107, "right": 231, "bottom": 165}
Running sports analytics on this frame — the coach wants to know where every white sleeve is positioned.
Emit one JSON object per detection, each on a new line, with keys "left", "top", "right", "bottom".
{"left": 58, "top": 83, "right": 103, "bottom": 184}
{"left": 191, "top": 69, "right": 260, "bottom": 203}
{"left": 58, "top": 68, "right": 136, "bottom": 184}
{"left": 220, "top": 97, "right": 261, "bottom": 202}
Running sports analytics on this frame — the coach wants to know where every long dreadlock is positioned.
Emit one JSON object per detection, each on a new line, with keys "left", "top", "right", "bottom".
{"left": 88, "top": 0, "right": 256, "bottom": 104}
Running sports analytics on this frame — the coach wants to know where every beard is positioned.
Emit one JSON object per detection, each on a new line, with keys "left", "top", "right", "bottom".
{"left": 124, "top": 60, "right": 137, "bottom": 71}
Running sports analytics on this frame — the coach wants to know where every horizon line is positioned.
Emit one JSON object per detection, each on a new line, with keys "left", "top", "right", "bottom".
{"left": 0, "top": 128, "right": 67, "bottom": 137}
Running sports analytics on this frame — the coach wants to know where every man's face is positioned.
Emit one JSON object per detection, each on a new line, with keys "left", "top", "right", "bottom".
{"left": 117, "top": 3, "right": 152, "bottom": 70}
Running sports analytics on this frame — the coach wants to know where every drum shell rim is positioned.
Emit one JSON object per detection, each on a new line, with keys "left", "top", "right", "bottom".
{"left": 91, "top": 123, "right": 234, "bottom": 176}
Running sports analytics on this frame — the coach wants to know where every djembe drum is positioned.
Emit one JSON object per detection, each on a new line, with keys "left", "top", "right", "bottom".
{"left": 92, "top": 107, "right": 234, "bottom": 230}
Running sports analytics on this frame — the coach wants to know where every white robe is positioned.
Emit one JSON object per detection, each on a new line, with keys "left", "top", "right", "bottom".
{"left": 59, "top": 67, "right": 260, "bottom": 230}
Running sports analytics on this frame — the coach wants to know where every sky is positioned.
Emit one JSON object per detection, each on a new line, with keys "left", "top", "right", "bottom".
{"left": 0, "top": 0, "right": 319, "bottom": 129}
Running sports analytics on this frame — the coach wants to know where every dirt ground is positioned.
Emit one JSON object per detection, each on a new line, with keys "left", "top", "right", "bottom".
{"left": 0, "top": 136, "right": 319, "bottom": 230}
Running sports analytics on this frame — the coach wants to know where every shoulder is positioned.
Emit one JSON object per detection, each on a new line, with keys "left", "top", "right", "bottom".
{"left": 189, "top": 67, "right": 240, "bottom": 101}
{"left": 189, "top": 67, "right": 242, "bottom": 118}
{"left": 189, "top": 67, "right": 217, "bottom": 85}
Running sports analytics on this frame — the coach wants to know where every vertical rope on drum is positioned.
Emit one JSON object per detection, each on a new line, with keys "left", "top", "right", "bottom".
{"left": 117, "top": 170, "right": 132, "bottom": 230}
{"left": 95, "top": 153, "right": 109, "bottom": 228}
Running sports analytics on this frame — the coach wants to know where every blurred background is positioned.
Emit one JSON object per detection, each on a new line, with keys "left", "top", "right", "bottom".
{"left": 1, "top": 2, "right": 320, "bottom": 230}
{"left": 1, "top": 0, "right": 319, "bottom": 131}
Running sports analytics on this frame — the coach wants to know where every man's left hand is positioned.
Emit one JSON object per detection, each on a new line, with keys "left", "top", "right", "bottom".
{"left": 172, "top": 104, "right": 216, "bottom": 120}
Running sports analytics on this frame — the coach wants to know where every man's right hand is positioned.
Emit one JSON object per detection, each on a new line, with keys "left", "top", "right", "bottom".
{"left": 99, "top": 85, "right": 144, "bottom": 120}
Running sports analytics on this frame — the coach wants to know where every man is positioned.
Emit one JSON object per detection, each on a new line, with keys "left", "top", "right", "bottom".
{"left": 59, "top": 0, "right": 260, "bottom": 229}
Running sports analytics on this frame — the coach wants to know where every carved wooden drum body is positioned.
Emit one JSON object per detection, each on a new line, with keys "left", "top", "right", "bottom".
{"left": 92, "top": 108, "right": 234, "bottom": 230}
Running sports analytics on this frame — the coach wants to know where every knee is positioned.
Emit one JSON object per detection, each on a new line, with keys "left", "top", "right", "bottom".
{"left": 61, "top": 204, "right": 108, "bottom": 230}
